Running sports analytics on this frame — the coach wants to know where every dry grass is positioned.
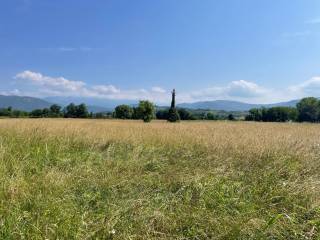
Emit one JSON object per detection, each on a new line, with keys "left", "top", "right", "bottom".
{"left": 0, "top": 119, "right": 319, "bottom": 239}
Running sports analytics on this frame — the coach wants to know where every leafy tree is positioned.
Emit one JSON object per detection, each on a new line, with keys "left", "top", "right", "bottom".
{"left": 114, "top": 105, "right": 133, "bottom": 119}
{"left": 228, "top": 114, "right": 235, "bottom": 121}
{"left": 50, "top": 104, "right": 62, "bottom": 117}
{"left": 156, "top": 109, "right": 169, "bottom": 120}
{"left": 0, "top": 107, "right": 11, "bottom": 117}
{"left": 246, "top": 107, "right": 298, "bottom": 122}
{"left": 264, "top": 107, "right": 297, "bottom": 122}
{"left": 296, "top": 97, "right": 320, "bottom": 122}
{"left": 30, "top": 109, "right": 44, "bottom": 118}
{"left": 136, "top": 100, "right": 155, "bottom": 122}
{"left": 42, "top": 108, "right": 50, "bottom": 117}
{"left": 206, "top": 112, "right": 218, "bottom": 120}
{"left": 12, "top": 110, "right": 28, "bottom": 118}
{"left": 245, "top": 108, "right": 263, "bottom": 121}
{"left": 177, "top": 108, "right": 191, "bottom": 120}
{"left": 76, "top": 103, "right": 89, "bottom": 118}
{"left": 64, "top": 103, "right": 77, "bottom": 118}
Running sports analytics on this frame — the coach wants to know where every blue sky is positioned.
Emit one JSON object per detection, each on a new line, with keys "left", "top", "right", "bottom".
{"left": 1, "top": 0, "right": 320, "bottom": 104}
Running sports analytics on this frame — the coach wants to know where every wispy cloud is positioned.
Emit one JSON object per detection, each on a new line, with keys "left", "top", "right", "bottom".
{"left": 40, "top": 47, "right": 96, "bottom": 53}
{"left": 282, "top": 31, "right": 312, "bottom": 38}
{"left": 306, "top": 18, "right": 320, "bottom": 24}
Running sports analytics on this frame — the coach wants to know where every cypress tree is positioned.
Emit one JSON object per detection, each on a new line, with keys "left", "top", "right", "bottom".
{"left": 167, "top": 89, "right": 180, "bottom": 122}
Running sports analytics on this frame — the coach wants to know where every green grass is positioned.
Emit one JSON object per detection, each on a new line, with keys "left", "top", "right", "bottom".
{"left": 0, "top": 119, "right": 319, "bottom": 239}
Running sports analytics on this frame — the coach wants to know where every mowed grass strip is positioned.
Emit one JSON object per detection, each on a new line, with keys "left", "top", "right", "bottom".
{"left": 0, "top": 119, "right": 319, "bottom": 239}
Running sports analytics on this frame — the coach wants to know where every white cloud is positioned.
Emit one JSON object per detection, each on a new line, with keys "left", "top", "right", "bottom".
{"left": 91, "top": 85, "right": 120, "bottom": 94}
{"left": 151, "top": 87, "right": 166, "bottom": 93}
{"left": 0, "top": 89, "right": 22, "bottom": 96}
{"left": 227, "top": 80, "right": 267, "bottom": 97}
{"left": 12, "top": 70, "right": 320, "bottom": 104}
{"left": 288, "top": 77, "right": 320, "bottom": 97}
{"left": 16, "top": 70, "right": 86, "bottom": 92}
{"left": 187, "top": 80, "right": 272, "bottom": 103}
{"left": 14, "top": 70, "right": 170, "bottom": 103}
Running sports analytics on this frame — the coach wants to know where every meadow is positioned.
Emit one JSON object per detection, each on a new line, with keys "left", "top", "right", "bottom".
{"left": 0, "top": 119, "right": 319, "bottom": 239}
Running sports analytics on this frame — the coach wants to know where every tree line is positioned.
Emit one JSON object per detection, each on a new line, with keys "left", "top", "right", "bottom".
{"left": 245, "top": 97, "right": 320, "bottom": 123}
{"left": 0, "top": 101, "right": 235, "bottom": 122}
{"left": 2, "top": 97, "right": 320, "bottom": 123}
{"left": 0, "top": 103, "right": 90, "bottom": 118}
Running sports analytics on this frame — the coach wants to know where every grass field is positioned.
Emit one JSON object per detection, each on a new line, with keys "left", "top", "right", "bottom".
{"left": 0, "top": 119, "right": 319, "bottom": 239}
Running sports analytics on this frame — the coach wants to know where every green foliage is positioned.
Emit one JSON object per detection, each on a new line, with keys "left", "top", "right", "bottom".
{"left": 30, "top": 109, "right": 44, "bottom": 118}
{"left": 50, "top": 104, "right": 62, "bottom": 117}
{"left": 296, "top": 97, "right": 320, "bottom": 122}
{"left": 64, "top": 103, "right": 77, "bottom": 118}
{"left": 136, "top": 100, "right": 155, "bottom": 122}
{"left": 0, "top": 107, "right": 29, "bottom": 118}
{"left": 64, "top": 103, "right": 89, "bottom": 118}
{"left": 245, "top": 108, "right": 263, "bottom": 121}
{"left": 206, "top": 112, "right": 218, "bottom": 120}
{"left": 167, "top": 107, "right": 180, "bottom": 122}
{"left": 156, "top": 109, "right": 169, "bottom": 120}
{"left": 178, "top": 108, "right": 194, "bottom": 120}
{"left": 114, "top": 105, "right": 133, "bottom": 119}
{"left": 246, "top": 107, "right": 297, "bottom": 122}
{"left": 42, "top": 108, "right": 50, "bottom": 117}
{"left": 228, "top": 113, "right": 235, "bottom": 121}
{"left": 167, "top": 89, "right": 180, "bottom": 122}
{"left": 76, "top": 104, "right": 89, "bottom": 118}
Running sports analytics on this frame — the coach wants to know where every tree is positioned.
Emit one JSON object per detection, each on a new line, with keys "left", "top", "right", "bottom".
{"left": 177, "top": 108, "right": 194, "bottom": 120}
{"left": 167, "top": 89, "right": 180, "bottom": 122}
{"left": 245, "top": 108, "right": 263, "bottom": 121}
{"left": 42, "top": 108, "right": 50, "bottom": 117}
{"left": 136, "top": 100, "right": 155, "bottom": 122}
{"left": 156, "top": 109, "right": 169, "bottom": 120}
{"left": 264, "top": 107, "right": 297, "bottom": 122}
{"left": 206, "top": 112, "right": 218, "bottom": 120}
{"left": 296, "top": 97, "right": 320, "bottom": 122}
{"left": 114, "top": 105, "right": 133, "bottom": 119}
{"left": 228, "top": 114, "right": 235, "bottom": 121}
{"left": 64, "top": 103, "right": 77, "bottom": 118}
{"left": 76, "top": 103, "right": 89, "bottom": 118}
{"left": 50, "top": 104, "right": 62, "bottom": 117}
{"left": 30, "top": 109, "right": 44, "bottom": 118}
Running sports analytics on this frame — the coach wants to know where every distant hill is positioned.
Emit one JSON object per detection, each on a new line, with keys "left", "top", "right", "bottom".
{"left": 0, "top": 95, "right": 304, "bottom": 113}
{"left": 0, "top": 95, "right": 112, "bottom": 113}
{"left": 86, "top": 105, "right": 112, "bottom": 113}
{"left": 44, "top": 96, "right": 135, "bottom": 111}
{"left": 177, "top": 99, "right": 300, "bottom": 111}
{"left": 0, "top": 95, "right": 52, "bottom": 111}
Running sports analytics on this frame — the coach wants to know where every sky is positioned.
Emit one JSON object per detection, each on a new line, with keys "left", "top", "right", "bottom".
{"left": 0, "top": 0, "right": 320, "bottom": 104}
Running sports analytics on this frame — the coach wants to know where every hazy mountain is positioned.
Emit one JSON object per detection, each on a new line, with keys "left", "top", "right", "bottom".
{"left": 177, "top": 99, "right": 300, "bottom": 111}
{"left": 86, "top": 105, "right": 112, "bottom": 113}
{"left": 0, "top": 95, "right": 303, "bottom": 112}
{"left": 44, "top": 96, "right": 135, "bottom": 111}
{"left": 0, "top": 95, "right": 53, "bottom": 111}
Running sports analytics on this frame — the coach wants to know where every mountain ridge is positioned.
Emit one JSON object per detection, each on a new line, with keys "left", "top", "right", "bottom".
{"left": 0, "top": 95, "right": 305, "bottom": 112}
{"left": 177, "top": 99, "right": 300, "bottom": 111}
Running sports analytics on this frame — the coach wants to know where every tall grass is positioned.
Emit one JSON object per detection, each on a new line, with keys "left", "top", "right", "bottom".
{"left": 0, "top": 119, "right": 319, "bottom": 239}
